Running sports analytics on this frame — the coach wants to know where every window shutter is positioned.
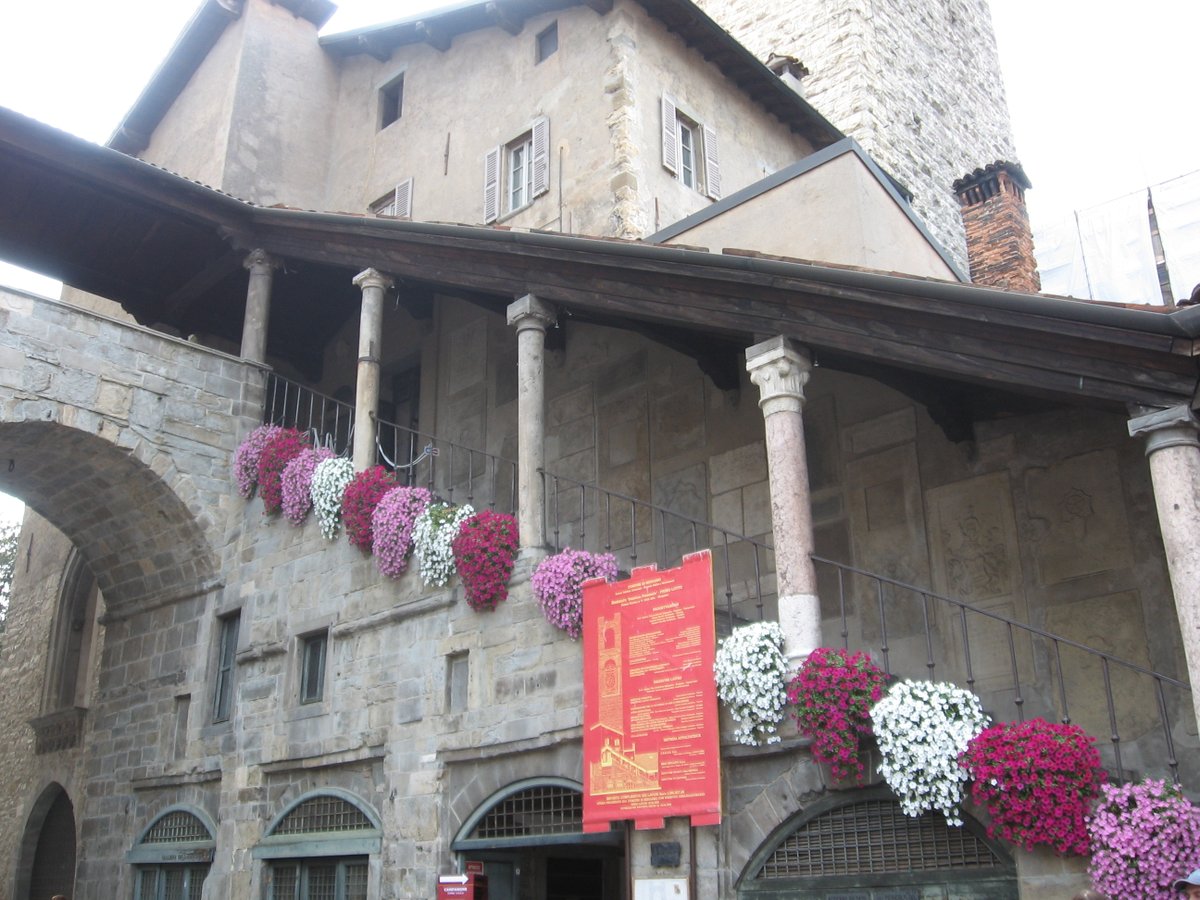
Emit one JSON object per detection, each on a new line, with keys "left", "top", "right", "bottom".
{"left": 531, "top": 116, "right": 550, "bottom": 197}
{"left": 703, "top": 124, "right": 721, "bottom": 200}
{"left": 483, "top": 146, "right": 501, "bottom": 223}
{"left": 661, "top": 94, "right": 678, "bottom": 174}
{"left": 394, "top": 178, "right": 413, "bottom": 218}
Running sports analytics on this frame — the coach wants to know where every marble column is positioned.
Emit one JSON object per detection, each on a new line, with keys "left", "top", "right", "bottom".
{"left": 351, "top": 268, "right": 393, "bottom": 471}
{"left": 746, "top": 336, "right": 819, "bottom": 669}
{"left": 239, "top": 249, "right": 279, "bottom": 363}
{"left": 1128, "top": 404, "right": 1200, "bottom": 730}
{"left": 506, "top": 295, "right": 556, "bottom": 549}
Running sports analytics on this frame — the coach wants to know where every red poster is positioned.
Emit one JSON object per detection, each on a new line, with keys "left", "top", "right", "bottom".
{"left": 582, "top": 550, "right": 721, "bottom": 832}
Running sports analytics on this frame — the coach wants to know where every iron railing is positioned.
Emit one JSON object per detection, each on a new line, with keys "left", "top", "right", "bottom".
{"left": 374, "top": 415, "right": 517, "bottom": 515}
{"left": 541, "top": 469, "right": 774, "bottom": 627}
{"left": 812, "top": 555, "right": 1190, "bottom": 787}
{"left": 263, "top": 373, "right": 355, "bottom": 455}
{"left": 261, "top": 374, "right": 1192, "bottom": 787}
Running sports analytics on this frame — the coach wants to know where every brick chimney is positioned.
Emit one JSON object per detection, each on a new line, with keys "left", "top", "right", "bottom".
{"left": 953, "top": 161, "right": 1040, "bottom": 293}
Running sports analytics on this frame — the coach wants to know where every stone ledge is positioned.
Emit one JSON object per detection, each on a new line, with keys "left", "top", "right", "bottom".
{"left": 28, "top": 707, "right": 87, "bottom": 755}
{"left": 130, "top": 767, "right": 223, "bottom": 791}
{"left": 439, "top": 725, "right": 583, "bottom": 765}
{"left": 332, "top": 592, "right": 456, "bottom": 638}
{"left": 259, "top": 743, "right": 387, "bottom": 774}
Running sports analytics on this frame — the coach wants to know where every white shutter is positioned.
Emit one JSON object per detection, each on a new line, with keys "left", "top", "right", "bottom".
{"left": 702, "top": 124, "right": 721, "bottom": 199}
{"left": 531, "top": 116, "right": 550, "bottom": 197}
{"left": 661, "top": 94, "right": 678, "bottom": 174}
{"left": 483, "top": 146, "right": 501, "bottom": 223}
{"left": 394, "top": 178, "right": 413, "bottom": 218}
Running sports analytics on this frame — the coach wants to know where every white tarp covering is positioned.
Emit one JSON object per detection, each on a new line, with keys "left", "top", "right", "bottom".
{"left": 1034, "top": 170, "right": 1200, "bottom": 305}
{"left": 1152, "top": 170, "right": 1200, "bottom": 304}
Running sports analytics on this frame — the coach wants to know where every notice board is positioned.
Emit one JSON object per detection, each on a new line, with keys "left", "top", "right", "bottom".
{"left": 582, "top": 550, "right": 721, "bottom": 832}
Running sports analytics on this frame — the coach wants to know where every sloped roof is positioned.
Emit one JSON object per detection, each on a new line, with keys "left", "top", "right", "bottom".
{"left": 2, "top": 105, "right": 1197, "bottom": 410}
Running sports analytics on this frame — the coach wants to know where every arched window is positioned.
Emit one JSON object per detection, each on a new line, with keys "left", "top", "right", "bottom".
{"left": 254, "top": 790, "right": 382, "bottom": 900}
{"left": 737, "top": 790, "right": 1017, "bottom": 899}
{"left": 127, "top": 807, "right": 216, "bottom": 900}
{"left": 30, "top": 550, "right": 99, "bottom": 753}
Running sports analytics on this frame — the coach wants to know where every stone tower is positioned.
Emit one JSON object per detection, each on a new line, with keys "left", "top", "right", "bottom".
{"left": 695, "top": 0, "right": 1018, "bottom": 271}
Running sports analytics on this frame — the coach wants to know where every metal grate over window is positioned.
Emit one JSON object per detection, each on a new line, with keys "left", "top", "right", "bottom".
{"left": 758, "top": 799, "right": 1002, "bottom": 879}
{"left": 273, "top": 796, "right": 373, "bottom": 836}
{"left": 473, "top": 786, "right": 583, "bottom": 840}
{"left": 143, "top": 811, "right": 211, "bottom": 844}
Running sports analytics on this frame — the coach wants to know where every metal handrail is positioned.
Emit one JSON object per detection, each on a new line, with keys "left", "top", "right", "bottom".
{"left": 812, "top": 554, "right": 1188, "bottom": 785}
{"left": 262, "top": 373, "right": 355, "bottom": 456}
{"left": 541, "top": 468, "right": 773, "bottom": 627}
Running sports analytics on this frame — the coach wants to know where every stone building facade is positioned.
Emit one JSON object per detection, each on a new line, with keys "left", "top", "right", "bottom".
{"left": 695, "top": 0, "right": 1018, "bottom": 270}
{"left": 0, "top": 1, "right": 1197, "bottom": 899}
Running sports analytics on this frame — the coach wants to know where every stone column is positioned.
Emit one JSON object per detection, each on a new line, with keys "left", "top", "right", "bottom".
{"left": 1128, "top": 405, "right": 1200, "bottom": 729}
{"left": 746, "top": 336, "right": 819, "bottom": 669}
{"left": 351, "top": 268, "right": 393, "bottom": 471}
{"left": 240, "top": 249, "right": 280, "bottom": 363}
{"left": 506, "top": 295, "right": 556, "bottom": 549}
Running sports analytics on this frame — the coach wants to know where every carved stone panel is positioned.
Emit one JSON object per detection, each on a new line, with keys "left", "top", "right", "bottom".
{"left": 1025, "top": 450, "right": 1133, "bottom": 585}
{"left": 926, "top": 471, "right": 1030, "bottom": 690}
{"left": 845, "top": 442, "right": 930, "bottom": 642}
{"left": 1044, "top": 591, "right": 1158, "bottom": 742}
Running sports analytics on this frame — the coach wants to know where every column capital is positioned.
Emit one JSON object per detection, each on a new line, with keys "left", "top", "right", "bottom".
{"left": 507, "top": 294, "right": 556, "bottom": 332}
{"left": 353, "top": 267, "right": 394, "bottom": 292}
{"left": 243, "top": 248, "right": 280, "bottom": 273}
{"left": 746, "top": 336, "right": 812, "bottom": 416}
{"left": 1128, "top": 404, "right": 1200, "bottom": 455}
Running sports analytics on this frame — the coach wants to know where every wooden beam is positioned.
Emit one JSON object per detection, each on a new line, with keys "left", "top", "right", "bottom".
{"left": 162, "top": 250, "right": 243, "bottom": 319}
{"left": 583, "top": 0, "right": 613, "bottom": 12}
{"left": 485, "top": 2, "right": 524, "bottom": 35}
{"left": 417, "top": 20, "right": 451, "bottom": 52}
{"left": 355, "top": 33, "right": 392, "bottom": 62}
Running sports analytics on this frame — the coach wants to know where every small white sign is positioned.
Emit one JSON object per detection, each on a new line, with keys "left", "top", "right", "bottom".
{"left": 633, "top": 877, "right": 688, "bottom": 900}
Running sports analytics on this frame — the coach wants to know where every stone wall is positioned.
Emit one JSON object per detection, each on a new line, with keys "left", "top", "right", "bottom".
{"left": 694, "top": 0, "right": 1018, "bottom": 271}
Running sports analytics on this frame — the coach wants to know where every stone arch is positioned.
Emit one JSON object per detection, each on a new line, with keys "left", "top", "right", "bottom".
{"left": 13, "top": 782, "right": 77, "bottom": 900}
{"left": 735, "top": 788, "right": 1017, "bottom": 898}
{"left": 0, "top": 420, "right": 218, "bottom": 613}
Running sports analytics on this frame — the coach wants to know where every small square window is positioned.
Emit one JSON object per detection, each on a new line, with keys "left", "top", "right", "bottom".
{"left": 380, "top": 74, "right": 404, "bottom": 129}
{"left": 536, "top": 22, "right": 558, "bottom": 63}
{"left": 446, "top": 652, "right": 469, "bottom": 713}
{"left": 300, "top": 632, "right": 328, "bottom": 705}
{"left": 212, "top": 612, "right": 240, "bottom": 723}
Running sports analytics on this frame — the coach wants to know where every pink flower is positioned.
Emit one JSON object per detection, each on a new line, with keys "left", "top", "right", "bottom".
{"left": 371, "top": 486, "right": 431, "bottom": 577}
{"left": 531, "top": 549, "right": 619, "bottom": 638}
{"left": 451, "top": 510, "right": 520, "bottom": 611}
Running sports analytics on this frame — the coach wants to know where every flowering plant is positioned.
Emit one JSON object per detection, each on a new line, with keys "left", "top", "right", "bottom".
{"left": 452, "top": 510, "right": 520, "bottom": 611}
{"left": 714, "top": 621, "right": 788, "bottom": 746}
{"left": 413, "top": 502, "right": 475, "bottom": 588}
{"left": 371, "top": 486, "right": 432, "bottom": 577}
{"left": 233, "top": 424, "right": 282, "bottom": 498}
{"left": 1087, "top": 778, "right": 1200, "bottom": 900}
{"left": 962, "top": 719, "right": 1105, "bottom": 855}
{"left": 281, "top": 446, "right": 335, "bottom": 525}
{"left": 787, "top": 647, "right": 889, "bottom": 784}
{"left": 256, "top": 428, "right": 308, "bottom": 515}
{"left": 531, "top": 548, "right": 619, "bottom": 638}
{"left": 871, "top": 679, "right": 989, "bottom": 824}
{"left": 310, "top": 457, "right": 355, "bottom": 541}
{"left": 341, "top": 466, "right": 396, "bottom": 551}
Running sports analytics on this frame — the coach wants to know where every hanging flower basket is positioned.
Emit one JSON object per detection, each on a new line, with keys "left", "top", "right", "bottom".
{"left": 871, "top": 679, "right": 989, "bottom": 825}
{"left": 962, "top": 718, "right": 1105, "bottom": 856}
{"left": 452, "top": 509, "right": 520, "bottom": 611}
{"left": 787, "top": 647, "right": 889, "bottom": 786}
{"left": 531, "top": 548, "right": 619, "bottom": 638}
{"left": 233, "top": 424, "right": 282, "bottom": 499}
{"left": 280, "top": 446, "right": 335, "bottom": 525}
{"left": 256, "top": 428, "right": 309, "bottom": 515}
{"left": 714, "top": 621, "right": 788, "bottom": 746}
{"left": 413, "top": 502, "right": 475, "bottom": 588}
{"left": 341, "top": 465, "right": 396, "bottom": 551}
{"left": 310, "top": 457, "right": 355, "bottom": 541}
{"left": 371, "top": 485, "right": 432, "bottom": 578}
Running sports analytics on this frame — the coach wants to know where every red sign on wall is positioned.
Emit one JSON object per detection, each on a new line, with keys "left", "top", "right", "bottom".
{"left": 582, "top": 550, "right": 721, "bottom": 832}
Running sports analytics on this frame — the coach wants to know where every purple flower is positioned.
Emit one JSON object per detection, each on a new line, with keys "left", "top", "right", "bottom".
{"left": 531, "top": 548, "right": 619, "bottom": 638}
{"left": 371, "top": 486, "right": 432, "bottom": 577}
{"left": 233, "top": 424, "right": 282, "bottom": 498}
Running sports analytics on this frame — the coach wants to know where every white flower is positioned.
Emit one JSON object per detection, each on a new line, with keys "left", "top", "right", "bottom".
{"left": 412, "top": 502, "right": 474, "bottom": 588}
{"left": 714, "top": 622, "right": 787, "bottom": 746}
{"left": 871, "top": 679, "right": 989, "bottom": 824}
{"left": 309, "top": 457, "right": 355, "bottom": 541}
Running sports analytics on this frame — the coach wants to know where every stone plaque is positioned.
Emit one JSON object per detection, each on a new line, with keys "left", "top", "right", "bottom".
{"left": 1025, "top": 450, "right": 1132, "bottom": 585}
{"left": 926, "top": 471, "right": 1029, "bottom": 689}
{"left": 1044, "top": 591, "right": 1157, "bottom": 741}
{"left": 845, "top": 407, "right": 915, "bottom": 457}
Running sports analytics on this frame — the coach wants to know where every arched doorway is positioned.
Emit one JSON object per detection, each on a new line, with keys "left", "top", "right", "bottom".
{"left": 16, "top": 783, "right": 77, "bottom": 900}
{"left": 452, "top": 778, "right": 625, "bottom": 900}
{"left": 736, "top": 789, "right": 1017, "bottom": 898}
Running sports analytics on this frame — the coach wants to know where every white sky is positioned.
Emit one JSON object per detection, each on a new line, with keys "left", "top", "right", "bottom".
{"left": 0, "top": 0, "right": 1196, "bottom": 521}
